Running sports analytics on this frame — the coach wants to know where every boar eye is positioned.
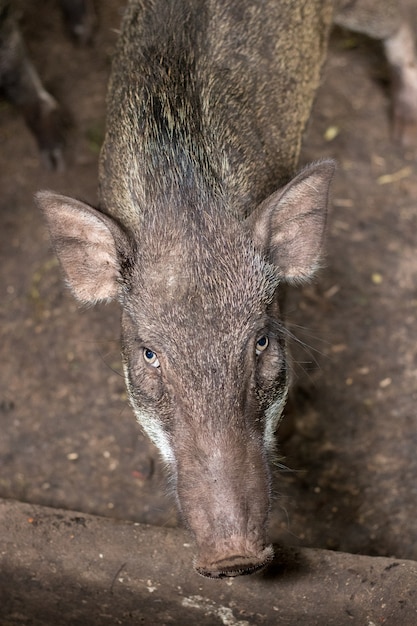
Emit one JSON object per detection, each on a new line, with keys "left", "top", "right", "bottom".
{"left": 143, "top": 348, "right": 160, "bottom": 368}
{"left": 255, "top": 335, "right": 269, "bottom": 356}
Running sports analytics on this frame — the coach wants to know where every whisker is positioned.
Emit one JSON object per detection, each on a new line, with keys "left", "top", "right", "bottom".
{"left": 283, "top": 324, "right": 330, "bottom": 359}
{"left": 94, "top": 342, "right": 124, "bottom": 378}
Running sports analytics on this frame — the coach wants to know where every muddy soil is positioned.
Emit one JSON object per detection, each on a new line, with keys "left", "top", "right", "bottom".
{"left": 1, "top": 0, "right": 417, "bottom": 593}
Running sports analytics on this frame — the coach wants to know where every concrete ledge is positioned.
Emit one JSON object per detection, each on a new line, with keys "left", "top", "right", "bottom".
{"left": 0, "top": 498, "right": 416, "bottom": 625}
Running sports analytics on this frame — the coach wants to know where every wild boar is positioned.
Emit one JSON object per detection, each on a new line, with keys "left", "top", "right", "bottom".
{"left": 37, "top": 0, "right": 417, "bottom": 577}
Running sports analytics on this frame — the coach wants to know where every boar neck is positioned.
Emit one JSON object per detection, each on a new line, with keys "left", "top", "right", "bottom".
{"left": 98, "top": 0, "right": 333, "bottom": 228}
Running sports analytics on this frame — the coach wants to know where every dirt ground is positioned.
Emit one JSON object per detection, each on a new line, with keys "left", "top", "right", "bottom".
{"left": 1, "top": 0, "right": 417, "bottom": 608}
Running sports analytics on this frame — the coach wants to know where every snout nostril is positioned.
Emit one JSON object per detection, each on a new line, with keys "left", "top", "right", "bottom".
{"left": 195, "top": 546, "right": 274, "bottom": 578}
{"left": 197, "top": 563, "right": 263, "bottom": 578}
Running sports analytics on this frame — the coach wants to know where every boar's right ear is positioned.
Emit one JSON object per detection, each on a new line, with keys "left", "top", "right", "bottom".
{"left": 247, "top": 160, "right": 335, "bottom": 283}
{"left": 36, "top": 191, "right": 127, "bottom": 304}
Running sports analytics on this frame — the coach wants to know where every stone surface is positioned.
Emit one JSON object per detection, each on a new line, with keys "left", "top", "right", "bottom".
{"left": 1, "top": 499, "right": 416, "bottom": 626}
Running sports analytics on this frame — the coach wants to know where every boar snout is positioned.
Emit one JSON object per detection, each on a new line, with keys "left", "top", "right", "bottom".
{"left": 175, "top": 428, "right": 273, "bottom": 578}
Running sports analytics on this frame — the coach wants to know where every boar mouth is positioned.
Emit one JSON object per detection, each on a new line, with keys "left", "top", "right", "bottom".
{"left": 194, "top": 544, "right": 274, "bottom": 578}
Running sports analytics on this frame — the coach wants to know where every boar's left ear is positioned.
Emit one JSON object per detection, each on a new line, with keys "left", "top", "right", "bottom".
{"left": 36, "top": 191, "right": 127, "bottom": 304}
{"left": 247, "top": 160, "right": 335, "bottom": 283}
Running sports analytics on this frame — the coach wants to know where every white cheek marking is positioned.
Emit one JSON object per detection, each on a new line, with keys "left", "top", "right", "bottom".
{"left": 122, "top": 363, "right": 175, "bottom": 465}
{"left": 263, "top": 389, "right": 288, "bottom": 450}
{"left": 132, "top": 405, "right": 175, "bottom": 465}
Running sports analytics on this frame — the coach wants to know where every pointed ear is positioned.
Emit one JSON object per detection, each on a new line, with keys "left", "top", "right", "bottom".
{"left": 247, "top": 160, "right": 335, "bottom": 283}
{"left": 36, "top": 191, "right": 128, "bottom": 304}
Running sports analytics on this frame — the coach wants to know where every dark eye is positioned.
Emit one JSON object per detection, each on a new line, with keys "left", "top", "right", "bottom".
{"left": 143, "top": 348, "right": 160, "bottom": 368}
{"left": 255, "top": 335, "right": 269, "bottom": 356}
